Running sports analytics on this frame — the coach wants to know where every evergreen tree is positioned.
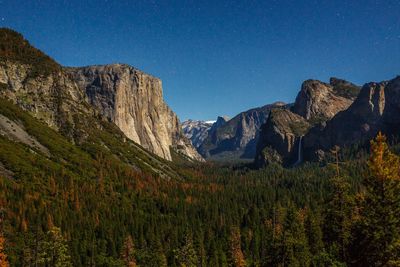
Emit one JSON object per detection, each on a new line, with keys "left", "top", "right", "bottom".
{"left": 175, "top": 234, "right": 199, "bottom": 267}
{"left": 305, "top": 211, "right": 324, "bottom": 257}
{"left": 38, "top": 227, "right": 73, "bottom": 267}
{"left": 280, "top": 207, "right": 310, "bottom": 267}
{"left": 352, "top": 133, "right": 400, "bottom": 266}
{"left": 325, "top": 146, "right": 354, "bottom": 263}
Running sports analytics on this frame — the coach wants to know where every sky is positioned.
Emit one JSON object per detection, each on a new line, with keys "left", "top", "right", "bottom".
{"left": 1, "top": 0, "right": 400, "bottom": 121}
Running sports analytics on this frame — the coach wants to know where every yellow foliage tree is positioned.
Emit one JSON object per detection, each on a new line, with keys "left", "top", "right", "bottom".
{"left": 354, "top": 132, "right": 400, "bottom": 266}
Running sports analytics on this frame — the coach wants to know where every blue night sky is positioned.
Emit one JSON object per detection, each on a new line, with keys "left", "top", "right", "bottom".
{"left": 1, "top": 0, "right": 400, "bottom": 121}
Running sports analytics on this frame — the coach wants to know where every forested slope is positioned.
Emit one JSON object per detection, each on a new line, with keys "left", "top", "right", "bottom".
{"left": 2, "top": 95, "right": 399, "bottom": 266}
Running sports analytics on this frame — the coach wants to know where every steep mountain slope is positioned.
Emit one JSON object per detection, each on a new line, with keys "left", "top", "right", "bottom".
{"left": 0, "top": 97, "right": 183, "bottom": 180}
{"left": 303, "top": 76, "right": 400, "bottom": 161}
{"left": 181, "top": 119, "right": 214, "bottom": 148}
{"left": 0, "top": 28, "right": 202, "bottom": 161}
{"left": 198, "top": 102, "right": 286, "bottom": 161}
{"left": 255, "top": 108, "right": 310, "bottom": 167}
{"left": 255, "top": 78, "right": 360, "bottom": 167}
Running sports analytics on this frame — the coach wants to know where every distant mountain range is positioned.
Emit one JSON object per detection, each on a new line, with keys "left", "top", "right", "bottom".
{"left": 182, "top": 103, "right": 289, "bottom": 161}
{"left": 183, "top": 76, "right": 400, "bottom": 168}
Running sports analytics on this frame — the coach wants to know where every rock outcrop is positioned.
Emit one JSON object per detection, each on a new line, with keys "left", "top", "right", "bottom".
{"left": 198, "top": 103, "right": 285, "bottom": 160}
{"left": 255, "top": 78, "right": 360, "bottom": 167}
{"left": 0, "top": 28, "right": 202, "bottom": 162}
{"left": 255, "top": 108, "right": 310, "bottom": 167}
{"left": 303, "top": 76, "right": 400, "bottom": 161}
{"left": 292, "top": 78, "right": 360, "bottom": 122}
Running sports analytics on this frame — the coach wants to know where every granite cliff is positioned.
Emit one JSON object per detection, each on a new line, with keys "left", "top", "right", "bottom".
{"left": 255, "top": 78, "right": 360, "bottom": 167}
{"left": 0, "top": 28, "right": 202, "bottom": 162}
{"left": 292, "top": 78, "right": 359, "bottom": 122}
{"left": 66, "top": 65, "right": 202, "bottom": 161}
{"left": 255, "top": 108, "right": 310, "bottom": 166}
{"left": 303, "top": 76, "right": 400, "bottom": 161}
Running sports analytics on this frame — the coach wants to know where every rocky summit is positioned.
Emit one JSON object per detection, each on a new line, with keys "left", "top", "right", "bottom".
{"left": 292, "top": 78, "right": 359, "bottom": 122}
{"left": 254, "top": 78, "right": 360, "bottom": 167}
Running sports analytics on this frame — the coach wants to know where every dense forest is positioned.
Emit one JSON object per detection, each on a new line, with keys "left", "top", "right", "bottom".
{"left": 0, "top": 96, "right": 399, "bottom": 267}
{"left": 0, "top": 28, "right": 400, "bottom": 267}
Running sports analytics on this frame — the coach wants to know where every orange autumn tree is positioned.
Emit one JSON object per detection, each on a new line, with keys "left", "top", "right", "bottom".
{"left": 0, "top": 235, "right": 9, "bottom": 267}
{"left": 121, "top": 235, "right": 137, "bottom": 267}
{"left": 354, "top": 132, "right": 400, "bottom": 266}
{"left": 229, "top": 226, "right": 246, "bottom": 267}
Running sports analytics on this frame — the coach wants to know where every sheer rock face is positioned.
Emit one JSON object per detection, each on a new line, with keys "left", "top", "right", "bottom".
{"left": 292, "top": 78, "right": 359, "bottom": 122}
{"left": 198, "top": 103, "right": 285, "bottom": 160}
{"left": 254, "top": 109, "right": 310, "bottom": 167}
{"left": 66, "top": 64, "right": 203, "bottom": 161}
{"left": 0, "top": 61, "right": 202, "bottom": 162}
{"left": 303, "top": 77, "right": 400, "bottom": 161}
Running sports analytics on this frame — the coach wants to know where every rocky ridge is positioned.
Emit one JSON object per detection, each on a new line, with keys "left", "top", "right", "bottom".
{"left": 292, "top": 78, "right": 359, "bottom": 122}
{"left": 255, "top": 78, "right": 360, "bottom": 167}
{"left": 303, "top": 76, "right": 400, "bottom": 161}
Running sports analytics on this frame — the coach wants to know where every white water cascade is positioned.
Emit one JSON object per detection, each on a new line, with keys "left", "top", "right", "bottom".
{"left": 293, "top": 136, "right": 303, "bottom": 167}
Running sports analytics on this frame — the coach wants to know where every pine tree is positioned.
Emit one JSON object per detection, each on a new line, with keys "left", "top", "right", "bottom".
{"left": 175, "top": 234, "right": 199, "bottom": 267}
{"left": 38, "top": 226, "right": 73, "bottom": 267}
{"left": 305, "top": 211, "right": 324, "bottom": 256}
{"left": 352, "top": 133, "right": 400, "bottom": 266}
{"left": 325, "top": 146, "right": 354, "bottom": 263}
{"left": 280, "top": 207, "right": 310, "bottom": 267}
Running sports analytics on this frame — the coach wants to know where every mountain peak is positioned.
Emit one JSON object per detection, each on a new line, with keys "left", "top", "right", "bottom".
{"left": 292, "top": 78, "right": 357, "bottom": 121}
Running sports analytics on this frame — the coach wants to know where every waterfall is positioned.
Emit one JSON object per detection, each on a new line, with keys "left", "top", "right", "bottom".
{"left": 293, "top": 136, "right": 303, "bottom": 167}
